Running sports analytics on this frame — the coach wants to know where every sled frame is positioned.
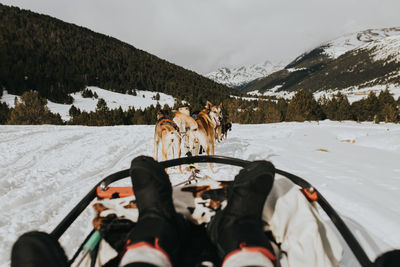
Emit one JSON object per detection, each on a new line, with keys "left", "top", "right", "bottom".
{"left": 51, "top": 155, "right": 373, "bottom": 267}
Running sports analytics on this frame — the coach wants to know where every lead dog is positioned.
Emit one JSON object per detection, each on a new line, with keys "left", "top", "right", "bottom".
{"left": 216, "top": 120, "right": 232, "bottom": 141}
{"left": 154, "top": 110, "right": 182, "bottom": 173}
{"left": 222, "top": 121, "right": 232, "bottom": 139}
{"left": 188, "top": 101, "right": 222, "bottom": 172}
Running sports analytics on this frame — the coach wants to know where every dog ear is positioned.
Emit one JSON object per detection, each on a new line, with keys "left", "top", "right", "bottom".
{"left": 205, "top": 100, "right": 213, "bottom": 109}
{"left": 218, "top": 103, "right": 222, "bottom": 109}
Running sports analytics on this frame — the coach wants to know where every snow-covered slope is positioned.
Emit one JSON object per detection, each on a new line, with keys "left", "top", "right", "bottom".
{"left": 1, "top": 121, "right": 400, "bottom": 267}
{"left": 245, "top": 27, "right": 400, "bottom": 99}
{"left": 247, "top": 83, "right": 400, "bottom": 103}
{"left": 362, "top": 34, "right": 400, "bottom": 63}
{"left": 323, "top": 27, "right": 400, "bottom": 59}
{"left": 1, "top": 86, "right": 177, "bottom": 121}
{"left": 212, "top": 27, "right": 400, "bottom": 92}
{"left": 205, "top": 61, "right": 285, "bottom": 89}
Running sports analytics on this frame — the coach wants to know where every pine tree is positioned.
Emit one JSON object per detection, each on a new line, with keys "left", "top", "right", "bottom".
{"left": 111, "top": 107, "right": 124, "bottom": 125}
{"left": 286, "top": 89, "right": 324, "bottom": 121}
{"left": 153, "top": 92, "right": 160, "bottom": 101}
{"left": 69, "top": 105, "right": 81, "bottom": 117}
{"left": 377, "top": 89, "right": 398, "bottom": 122}
{"left": 124, "top": 107, "right": 136, "bottom": 125}
{"left": 7, "top": 91, "right": 63, "bottom": 124}
{"left": 94, "top": 98, "right": 110, "bottom": 126}
{"left": 0, "top": 102, "right": 10, "bottom": 124}
{"left": 335, "top": 92, "right": 352, "bottom": 121}
{"left": 380, "top": 103, "right": 398, "bottom": 122}
{"left": 81, "top": 88, "right": 94, "bottom": 98}
{"left": 351, "top": 91, "right": 379, "bottom": 122}
{"left": 264, "top": 103, "right": 282, "bottom": 123}
{"left": 277, "top": 98, "right": 288, "bottom": 121}
{"left": 364, "top": 91, "right": 380, "bottom": 121}
{"left": 96, "top": 98, "right": 109, "bottom": 112}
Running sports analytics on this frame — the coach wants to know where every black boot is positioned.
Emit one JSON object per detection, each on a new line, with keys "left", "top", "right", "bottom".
{"left": 11, "top": 231, "right": 69, "bottom": 267}
{"left": 122, "top": 156, "right": 185, "bottom": 267}
{"left": 374, "top": 250, "right": 400, "bottom": 267}
{"left": 208, "top": 161, "right": 276, "bottom": 264}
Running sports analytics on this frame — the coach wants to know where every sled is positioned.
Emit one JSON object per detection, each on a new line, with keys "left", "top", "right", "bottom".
{"left": 11, "top": 155, "right": 399, "bottom": 267}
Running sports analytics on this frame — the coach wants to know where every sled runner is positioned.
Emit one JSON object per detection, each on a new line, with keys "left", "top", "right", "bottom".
{"left": 11, "top": 155, "right": 400, "bottom": 267}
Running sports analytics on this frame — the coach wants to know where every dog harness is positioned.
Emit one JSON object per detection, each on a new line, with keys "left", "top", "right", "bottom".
{"left": 157, "top": 118, "right": 180, "bottom": 132}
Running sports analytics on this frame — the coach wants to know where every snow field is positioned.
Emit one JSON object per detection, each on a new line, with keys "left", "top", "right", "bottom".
{"left": 0, "top": 121, "right": 399, "bottom": 267}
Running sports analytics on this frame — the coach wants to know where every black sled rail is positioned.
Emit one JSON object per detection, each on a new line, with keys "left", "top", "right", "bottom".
{"left": 51, "top": 155, "right": 373, "bottom": 267}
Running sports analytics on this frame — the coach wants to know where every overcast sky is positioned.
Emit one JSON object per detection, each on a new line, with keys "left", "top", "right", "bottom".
{"left": 2, "top": 0, "right": 400, "bottom": 74}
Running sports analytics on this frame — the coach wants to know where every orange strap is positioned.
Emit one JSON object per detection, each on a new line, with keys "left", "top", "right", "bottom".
{"left": 300, "top": 187, "right": 318, "bottom": 202}
{"left": 96, "top": 186, "right": 134, "bottom": 199}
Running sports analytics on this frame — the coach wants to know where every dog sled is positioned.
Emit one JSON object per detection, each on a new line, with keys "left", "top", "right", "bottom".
{"left": 11, "top": 155, "right": 400, "bottom": 267}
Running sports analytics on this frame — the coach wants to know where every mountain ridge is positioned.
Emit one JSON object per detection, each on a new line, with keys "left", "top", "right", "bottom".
{"left": 242, "top": 27, "right": 400, "bottom": 95}
{"left": 205, "top": 60, "right": 285, "bottom": 89}
{"left": 204, "top": 27, "right": 400, "bottom": 96}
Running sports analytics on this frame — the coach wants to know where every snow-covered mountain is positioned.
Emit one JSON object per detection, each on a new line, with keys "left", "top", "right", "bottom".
{"left": 244, "top": 27, "right": 400, "bottom": 99}
{"left": 205, "top": 61, "right": 285, "bottom": 89}
{"left": 323, "top": 27, "right": 400, "bottom": 59}
{"left": 207, "top": 27, "right": 400, "bottom": 93}
{"left": 288, "top": 27, "right": 400, "bottom": 67}
{"left": 362, "top": 34, "right": 400, "bottom": 63}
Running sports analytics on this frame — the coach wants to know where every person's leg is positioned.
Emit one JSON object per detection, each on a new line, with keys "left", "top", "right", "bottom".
{"left": 120, "top": 156, "right": 186, "bottom": 267}
{"left": 208, "top": 161, "right": 276, "bottom": 267}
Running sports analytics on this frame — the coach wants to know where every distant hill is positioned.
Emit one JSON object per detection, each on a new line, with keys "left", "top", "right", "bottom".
{"left": 0, "top": 4, "right": 234, "bottom": 109}
{"left": 242, "top": 27, "right": 400, "bottom": 94}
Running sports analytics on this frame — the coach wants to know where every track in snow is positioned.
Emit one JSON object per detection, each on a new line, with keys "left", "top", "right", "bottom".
{"left": 1, "top": 121, "right": 399, "bottom": 267}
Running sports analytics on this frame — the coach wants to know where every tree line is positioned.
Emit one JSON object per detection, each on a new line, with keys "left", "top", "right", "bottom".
{"left": 1, "top": 89, "right": 399, "bottom": 125}
{"left": 224, "top": 89, "right": 400, "bottom": 124}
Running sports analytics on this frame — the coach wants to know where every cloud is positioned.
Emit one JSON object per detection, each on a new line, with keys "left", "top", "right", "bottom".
{"left": 2, "top": 0, "right": 400, "bottom": 74}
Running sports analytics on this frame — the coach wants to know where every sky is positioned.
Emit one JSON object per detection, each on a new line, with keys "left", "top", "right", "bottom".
{"left": 1, "top": 0, "right": 400, "bottom": 74}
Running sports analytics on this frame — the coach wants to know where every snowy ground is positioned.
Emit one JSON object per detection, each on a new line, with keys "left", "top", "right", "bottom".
{"left": 1, "top": 121, "right": 400, "bottom": 266}
{"left": 1, "top": 86, "right": 177, "bottom": 121}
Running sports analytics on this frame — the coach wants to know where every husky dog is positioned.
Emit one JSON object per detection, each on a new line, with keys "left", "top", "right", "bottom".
{"left": 222, "top": 121, "right": 232, "bottom": 139}
{"left": 216, "top": 120, "right": 232, "bottom": 141}
{"left": 172, "top": 107, "right": 198, "bottom": 155}
{"left": 188, "top": 101, "right": 222, "bottom": 172}
{"left": 154, "top": 110, "right": 182, "bottom": 173}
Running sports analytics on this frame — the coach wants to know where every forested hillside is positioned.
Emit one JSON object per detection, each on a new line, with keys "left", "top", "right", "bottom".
{"left": 0, "top": 4, "right": 234, "bottom": 109}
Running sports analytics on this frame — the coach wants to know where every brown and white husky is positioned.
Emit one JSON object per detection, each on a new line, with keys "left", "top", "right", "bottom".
{"left": 154, "top": 110, "right": 182, "bottom": 173}
{"left": 187, "top": 101, "right": 222, "bottom": 172}
{"left": 172, "top": 107, "right": 198, "bottom": 156}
